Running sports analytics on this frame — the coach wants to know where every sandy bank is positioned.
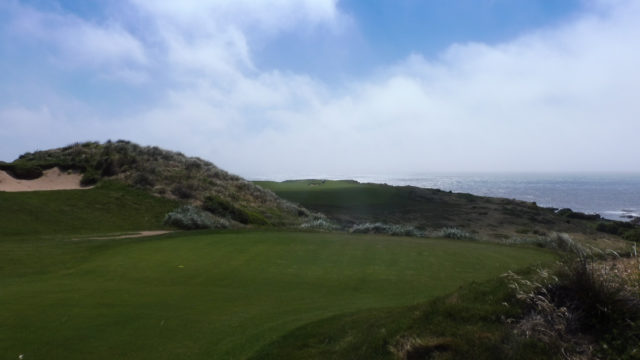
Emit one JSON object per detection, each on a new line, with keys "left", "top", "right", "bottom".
{"left": 0, "top": 167, "right": 91, "bottom": 192}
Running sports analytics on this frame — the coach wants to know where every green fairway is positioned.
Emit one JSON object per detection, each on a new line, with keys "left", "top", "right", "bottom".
{"left": 1, "top": 230, "right": 555, "bottom": 359}
{"left": 253, "top": 179, "right": 492, "bottom": 227}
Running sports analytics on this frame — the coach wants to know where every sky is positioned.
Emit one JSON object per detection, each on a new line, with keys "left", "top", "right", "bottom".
{"left": 1, "top": 0, "right": 639, "bottom": 178}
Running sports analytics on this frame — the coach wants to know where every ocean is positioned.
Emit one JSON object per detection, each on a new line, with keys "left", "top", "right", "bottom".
{"left": 345, "top": 173, "right": 640, "bottom": 221}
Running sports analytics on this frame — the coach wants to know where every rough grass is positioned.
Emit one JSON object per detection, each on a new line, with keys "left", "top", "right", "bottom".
{"left": 250, "top": 267, "right": 554, "bottom": 360}
{"left": 0, "top": 230, "right": 556, "bottom": 360}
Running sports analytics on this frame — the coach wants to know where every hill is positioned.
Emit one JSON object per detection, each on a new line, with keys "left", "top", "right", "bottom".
{"left": 255, "top": 179, "right": 636, "bottom": 248}
{"left": 0, "top": 140, "right": 312, "bottom": 227}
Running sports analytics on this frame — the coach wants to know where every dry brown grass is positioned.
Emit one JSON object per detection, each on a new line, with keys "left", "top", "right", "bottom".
{"left": 389, "top": 335, "right": 454, "bottom": 360}
{"left": 504, "top": 251, "right": 640, "bottom": 359}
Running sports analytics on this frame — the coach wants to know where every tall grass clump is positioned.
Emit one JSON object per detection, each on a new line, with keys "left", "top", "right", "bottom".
{"left": 437, "top": 227, "right": 475, "bottom": 240}
{"left": 504, "top": 254, "right": 640, "bottom": 358}
{"left": 349, "top": 222, "right": 423, "bottom": 237}
{"left": 506, "top": 232, "right": 589, "bottom": 256}
{"left": 163, "top": 206, "right": 229, "bottom": 230}
{"left": 299, "top": 218, "right": 341, "bottom": 231}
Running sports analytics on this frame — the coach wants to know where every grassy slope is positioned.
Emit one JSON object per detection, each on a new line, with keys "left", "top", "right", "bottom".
{"left": 0, "top": 181, "right": 178, "bottom": 237}
{"left": 255, "top": 180, "right": 626, "bottom": 246}
{"left": 250, "top": 274, "right": 545, "bottom": 360}
{"left": 254, "top": 180, "right": 459, "bottom": 225}
{"left": 0, "top": 229, "right": 555, "bottom": 359}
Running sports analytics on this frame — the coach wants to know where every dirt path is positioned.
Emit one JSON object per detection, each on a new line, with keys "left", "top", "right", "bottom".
{"left": 0, "top": 167, "right": 92, "bottom": 192}
{"left": 71, "top": 231, "right": 173, "bottom": 241}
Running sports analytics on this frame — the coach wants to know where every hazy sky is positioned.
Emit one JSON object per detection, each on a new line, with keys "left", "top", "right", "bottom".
{"left": 1, "top": 0, "right": 639, "bottom": 178}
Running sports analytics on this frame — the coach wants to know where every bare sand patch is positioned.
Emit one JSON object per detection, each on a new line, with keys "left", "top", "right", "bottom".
{"left": 0, "top": 167, "right": 91, "bottom": 192}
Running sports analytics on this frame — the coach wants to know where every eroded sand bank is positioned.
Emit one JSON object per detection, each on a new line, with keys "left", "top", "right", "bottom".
{"left": 0, "top": 167, "right": 91, "bottom": 192}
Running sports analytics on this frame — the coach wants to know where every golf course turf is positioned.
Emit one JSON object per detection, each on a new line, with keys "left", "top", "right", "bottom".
{"left": 1, "top": 229, "right": 555, "bottom": 359}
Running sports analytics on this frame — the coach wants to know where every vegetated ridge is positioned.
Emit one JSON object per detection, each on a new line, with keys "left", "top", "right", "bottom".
{"left": 256, "top": 179, "right": 639, "bottom": 247}
{"left": 0, "top": 140, "right": 312, "bottom": 227}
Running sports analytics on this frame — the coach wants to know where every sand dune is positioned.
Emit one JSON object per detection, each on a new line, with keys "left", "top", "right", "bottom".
{"left": 0, "top": 167, "right": 91, "bottom": 192}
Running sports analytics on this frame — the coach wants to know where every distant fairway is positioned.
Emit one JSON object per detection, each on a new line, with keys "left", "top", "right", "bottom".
{"left": 1, "top": 230, "right": 555, "bottom": 359}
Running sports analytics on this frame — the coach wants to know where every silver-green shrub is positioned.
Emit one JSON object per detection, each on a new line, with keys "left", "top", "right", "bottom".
{"left": 438, "top": 227, "right": 475, "bottom": 240}
{"left": 349, "top": 223, "right": 423, "bottom": 237}
{"left": 300, "top": 218, "right": 340, "bottom": 231}
{"left": 163, "top": 205, "right": 229, "bottom": 230}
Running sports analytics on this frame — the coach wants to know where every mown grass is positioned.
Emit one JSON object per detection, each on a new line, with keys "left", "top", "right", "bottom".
{"left": 0, "top": 230, "right": 555, "bottom": 359}
{"left": 254, "top": 180, "right": 440, "bottom": 223}
{"left": 254, "top": 180, "right": 566, "bottom": 229}
{"left": 0, "top": 181, "right": 178, "bottom": 237}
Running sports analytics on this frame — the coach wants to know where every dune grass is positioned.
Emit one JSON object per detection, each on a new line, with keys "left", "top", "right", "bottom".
{"left": 0, "top": 230, "right": 555, "bottom": 359}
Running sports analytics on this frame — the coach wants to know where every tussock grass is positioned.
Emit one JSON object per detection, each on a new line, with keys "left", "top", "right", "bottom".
{"left": 504, "top": 253, "right": 640, "bottom": 359}
{"left": 506, "top": 232, "right": 589, "bottom": 255}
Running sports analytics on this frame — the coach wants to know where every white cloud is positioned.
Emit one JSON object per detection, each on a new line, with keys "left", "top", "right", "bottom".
{"left": 127, "top": 0, "right": 344, "bottom": 79}
{"left": 1, "top": 0, "right": 639, "bottom": 176}
{"left": 6, "top": 1, "right": 146, "bottom": 68}
{"left": 177, "top": 0, "right": 640, "bottom": 176}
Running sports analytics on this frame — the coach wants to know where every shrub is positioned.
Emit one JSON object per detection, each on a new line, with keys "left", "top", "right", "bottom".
{"left": 0, "top": 162, "right": 43, "bottom": 180}
{"left": 596, "top": 221, "right": 635, "bottom": 236}
{"left": 132, "top": 173, "right": 155, "bottom": 188}
{"left": 567, "top": 211, "right": 601, "bottom": 220}
{"left": 623, "top": 229, "right": 640, "bottom": 242}
{"left": 245, "top": 210, "right": 269, "bottom": 225}
{"left": 557, "top": 208, "right": 601, "bottom": 220}
{"left": 171, "top": 183, "right": 196, "bottom": 199}
{"left": 438, "top": 227, "right": 475, "bottom": 240}
{"left": 80, "top": 170, "right": 100, "bottom": 186}
{"left": 300, "top": 218, "right": 340, "bottom": 231}
{"left": 163, "top": 206, "right": 229, "bottom": 230}
{"left": 203, "top": 195, "right": 254, "bottom": 224}
{"left": 349, "top": 223, "right": 423, "bottom": 237}
{"left": 505, "top": 257, "right": 640, "bottom": 358}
